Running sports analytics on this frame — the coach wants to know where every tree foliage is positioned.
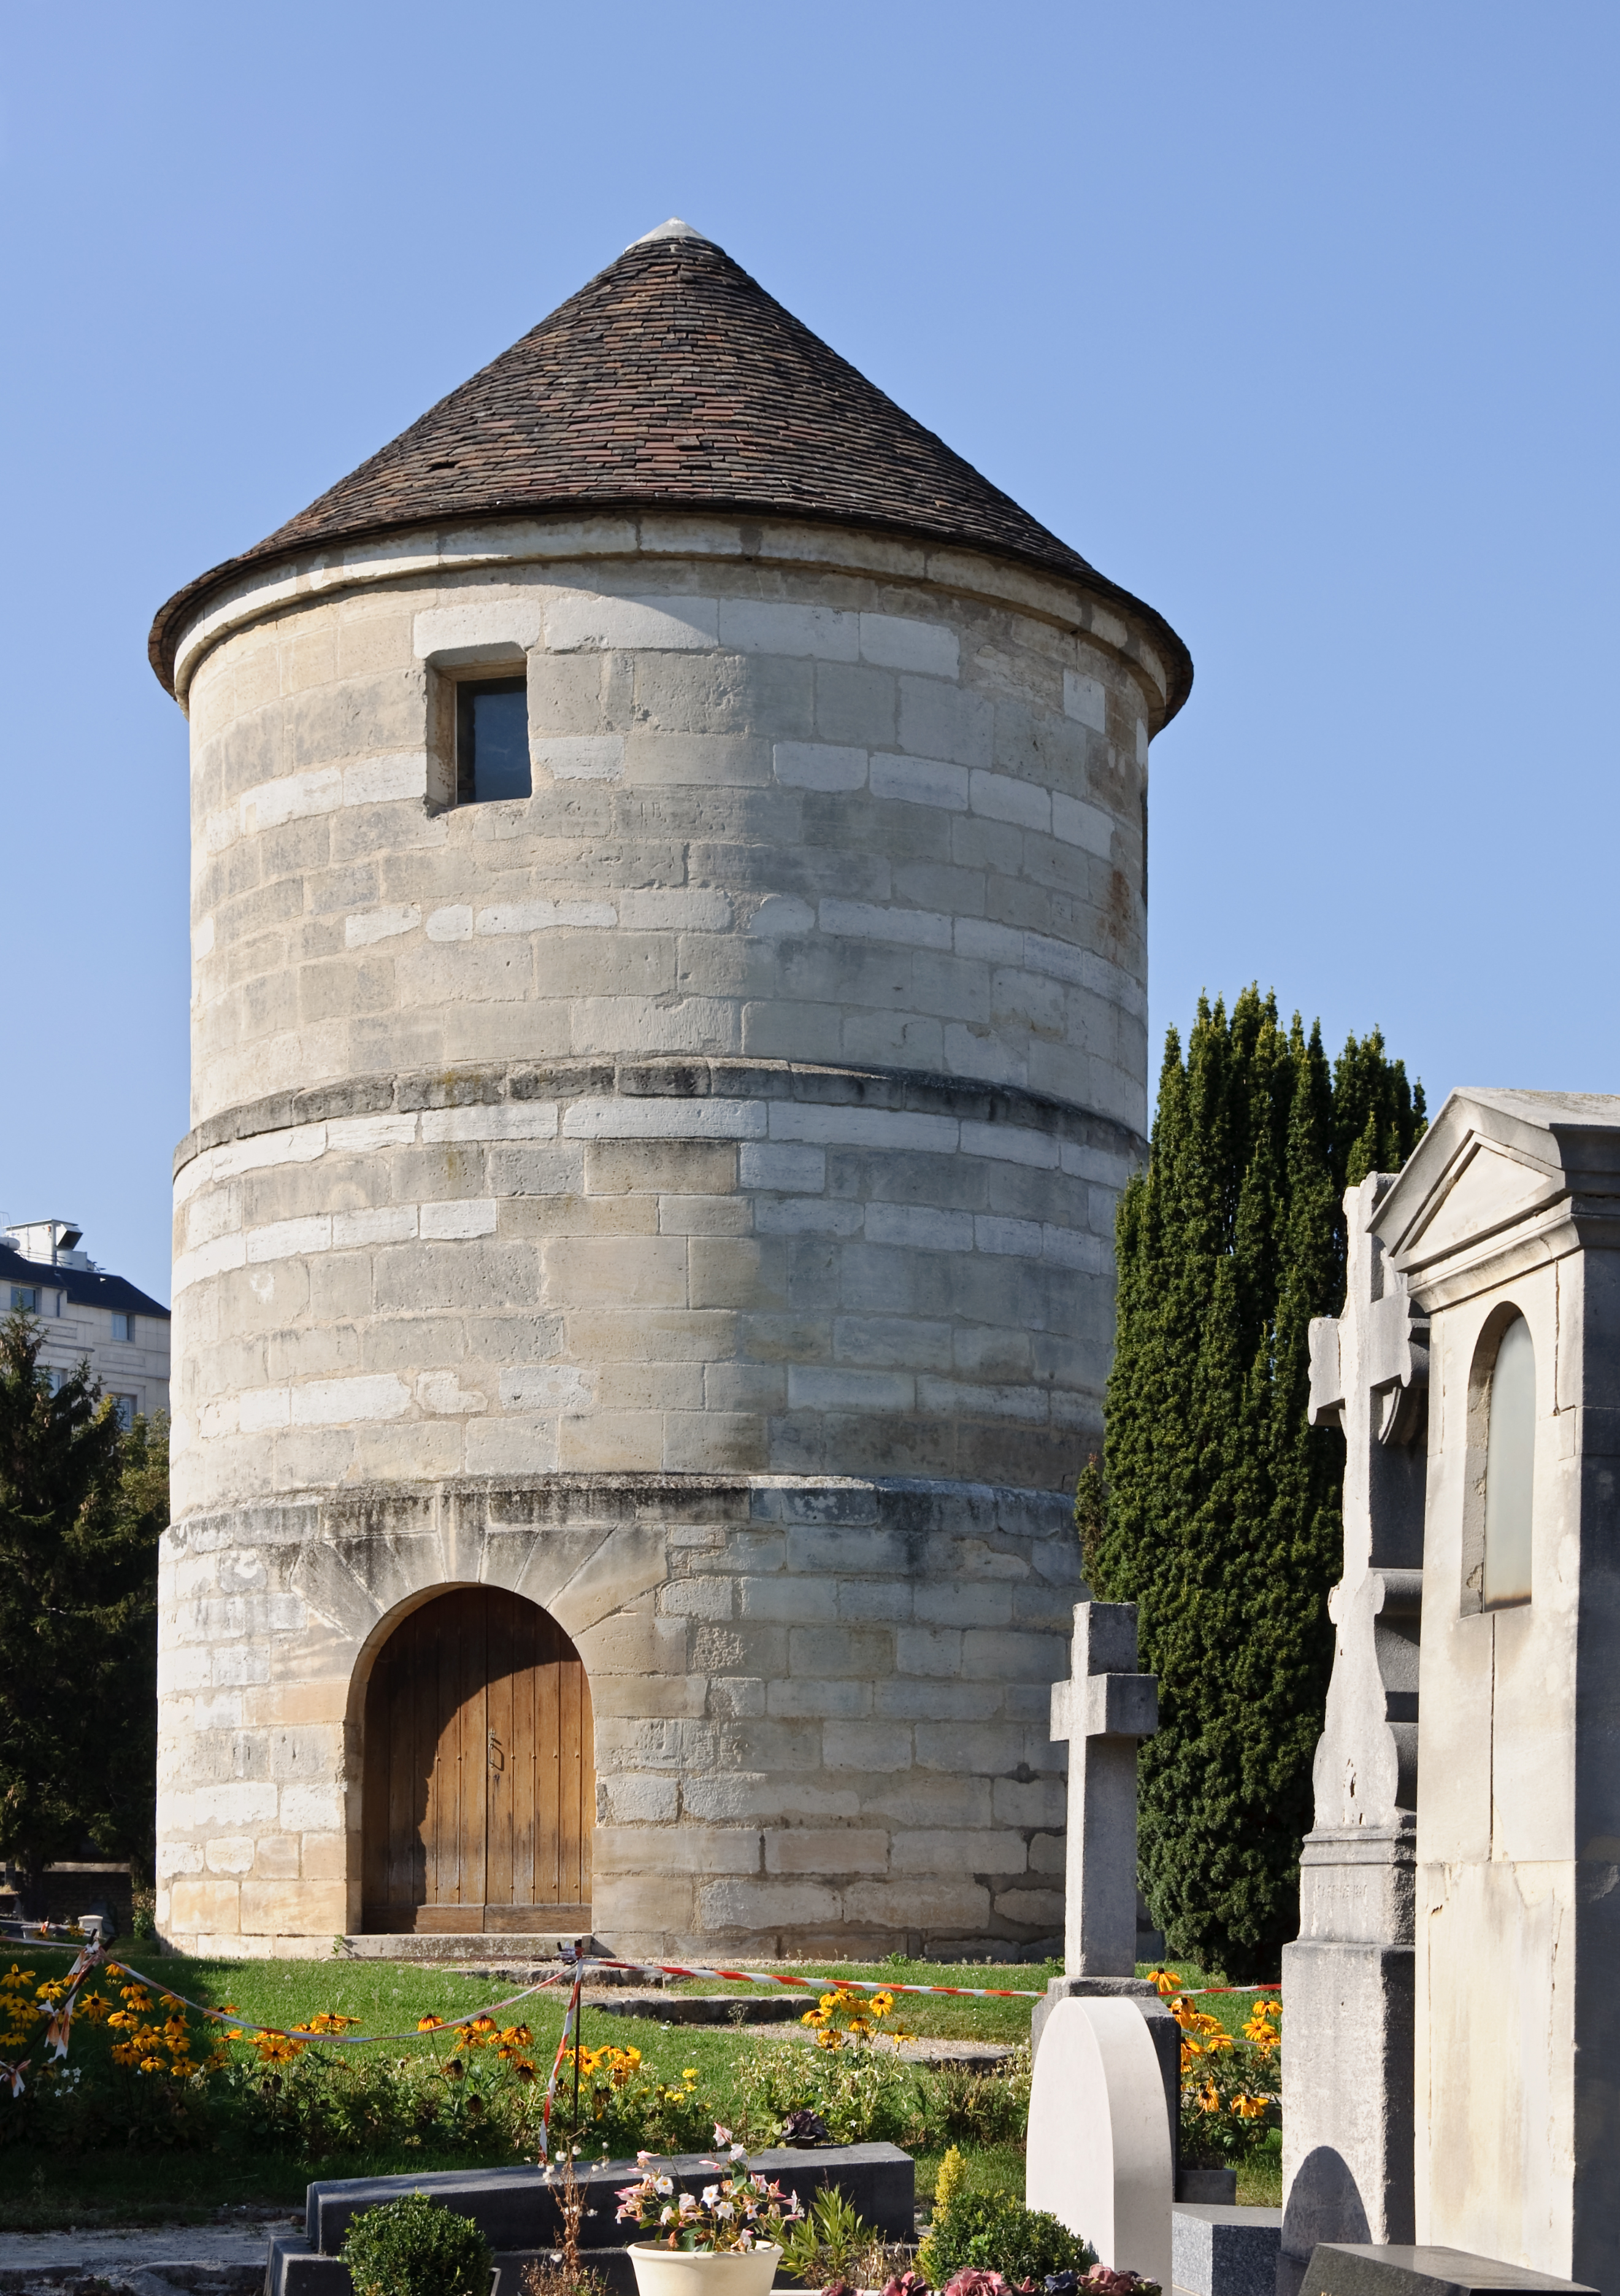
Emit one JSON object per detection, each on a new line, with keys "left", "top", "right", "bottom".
{"left": 0, "top": 1314, "right": 166, "bottom": 1902}
{"left": 1082, "top": 988, "right": 1424, "bottom": 1980}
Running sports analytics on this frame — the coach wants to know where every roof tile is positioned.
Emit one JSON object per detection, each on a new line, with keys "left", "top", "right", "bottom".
{"left": 150, "top": 229, "right": 1189, "bottom": 713}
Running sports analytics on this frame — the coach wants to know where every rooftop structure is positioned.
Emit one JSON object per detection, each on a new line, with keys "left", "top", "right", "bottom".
{"left": 1, "top": 1220, "right": 170, "bottom": 1426}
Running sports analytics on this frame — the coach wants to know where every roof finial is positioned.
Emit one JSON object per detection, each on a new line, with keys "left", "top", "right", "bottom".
{"left": 629, "top": 217, "right": 710, "bottom": 248}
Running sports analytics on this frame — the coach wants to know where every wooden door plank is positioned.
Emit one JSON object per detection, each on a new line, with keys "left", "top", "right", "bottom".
{"left": 485, "top": 1589, "right": 514, "bottom": 1910}
{"left": 420, "top": 1604, "right": 448, "bottom": 1906}
{"left": 461, "top": 1590, "right": 488, "bottom": 1909}
{"left": 511, "top": 1597, "right": 538, "bottom": 1906}
{"left": 391, "top": 1624, "right": 421, "bottom": 1910}
{"left": 536, "top": 1617, "right": 561, "bottom": 1904}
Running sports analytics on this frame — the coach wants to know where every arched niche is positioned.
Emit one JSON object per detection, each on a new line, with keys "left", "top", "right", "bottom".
{"left": 1463, "top": 1307, "right": 1536, "bottom": 1615}
{"left": 360, "top": 1585, "right": 594, "bottom": 1934}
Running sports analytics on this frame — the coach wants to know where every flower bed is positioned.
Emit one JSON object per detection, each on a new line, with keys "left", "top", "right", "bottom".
{"left": 1145, "top": 1972, "right": 1281, "bottom": 2171}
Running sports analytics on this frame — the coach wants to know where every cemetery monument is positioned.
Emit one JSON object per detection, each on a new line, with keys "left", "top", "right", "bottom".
{"left": 1280, "top": 1170, "right": 1426, "bottom": 2273}
{"left": 1292, "top": 1090, "right": 1620, "bottom": 2296}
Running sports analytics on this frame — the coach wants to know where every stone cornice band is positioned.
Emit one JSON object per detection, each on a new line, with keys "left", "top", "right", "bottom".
{"left": 174, "top": 1055, "right": 1146, "bottom": 1184}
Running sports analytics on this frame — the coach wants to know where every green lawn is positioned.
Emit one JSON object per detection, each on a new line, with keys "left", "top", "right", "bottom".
{"left": 0, "top": 1949, "right": 1282, "bottom": 2229}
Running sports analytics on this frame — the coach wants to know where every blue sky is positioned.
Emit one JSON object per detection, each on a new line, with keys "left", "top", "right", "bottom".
{"left": 2, "top": 2, "right": 1614, "bottom": 1305}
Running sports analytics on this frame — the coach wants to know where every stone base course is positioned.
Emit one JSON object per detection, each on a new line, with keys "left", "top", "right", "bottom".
{"left": 156, "top": 1472, "right": 1079, "bottom": 1960}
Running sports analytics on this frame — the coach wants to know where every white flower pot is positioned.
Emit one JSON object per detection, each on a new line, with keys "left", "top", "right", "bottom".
{"left": 628, "top": 2241, "right": 781, "bottom": 2296}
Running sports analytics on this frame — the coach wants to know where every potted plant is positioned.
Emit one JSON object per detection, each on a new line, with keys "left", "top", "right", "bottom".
{"left": 616, "top": 2128, "right": 804, "bottom": 2296}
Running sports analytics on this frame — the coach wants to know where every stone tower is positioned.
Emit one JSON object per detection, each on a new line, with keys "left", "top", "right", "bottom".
{"left": 149, "top": 221, "right": 1191, "bottom": 1960}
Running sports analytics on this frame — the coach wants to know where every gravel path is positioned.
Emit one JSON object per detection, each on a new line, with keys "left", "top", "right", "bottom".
{"left": 0, "top": 2218, "right": 297, "bottom": 2294}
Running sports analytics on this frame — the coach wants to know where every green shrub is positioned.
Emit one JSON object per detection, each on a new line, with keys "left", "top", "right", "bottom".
{"left": 916, "top": 2189, "right": 1096, "bottom": 2287}
{"left": 342, "top": 2192, "right": 493, "bottom": 2296}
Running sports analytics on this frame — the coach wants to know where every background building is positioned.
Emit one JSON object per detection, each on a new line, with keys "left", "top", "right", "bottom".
{"left": 148, "top": 222, "right": 1191, "bottom": 1960}
{"left": 2, "top": 1217, "right": 170, "bottom": 1423}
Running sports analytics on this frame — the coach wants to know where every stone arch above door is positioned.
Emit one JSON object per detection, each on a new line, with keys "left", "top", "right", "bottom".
{"left": 361, "top": 1584, "right": 594, "bottom": 1934}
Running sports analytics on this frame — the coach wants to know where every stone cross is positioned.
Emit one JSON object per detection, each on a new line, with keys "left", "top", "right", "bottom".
{"left": 1280, "top": 1170, "right": 1428, "bottom": 2274}
{"left": 1050, "top": 1601, "right": 1159, "bottom": 1978}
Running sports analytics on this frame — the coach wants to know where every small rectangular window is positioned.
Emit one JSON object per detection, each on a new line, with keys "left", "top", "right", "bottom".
{"left": 112, "top": 1395, "right": 137, "bottom": 1431}
{"left": 456, "top": 677, "right": 531, "bottom": 804}
{"left": 110, "top": 1311, "right": 135, "bottom": 1343}
{"left": 10, "top": 1287, "right": 37, "bottom": 1314}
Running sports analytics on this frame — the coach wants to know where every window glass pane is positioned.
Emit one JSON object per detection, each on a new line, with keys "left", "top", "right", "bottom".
{"left": 1483, "top": 1314, "right": 1535, "bottom": 1608}
{"left": 113, "top": 1395, "right": 136, "bottom": 1431}
{"left": 459, "top": 679, "right": 531, "bottom": 803}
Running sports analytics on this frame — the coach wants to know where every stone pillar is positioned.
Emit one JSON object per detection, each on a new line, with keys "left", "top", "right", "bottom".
{"left": 1372, "top": 1089, "right": 1620, "bottom": 2292}
{"left": 1280, "top": 1173, "right": 1427, "bottom": 2283}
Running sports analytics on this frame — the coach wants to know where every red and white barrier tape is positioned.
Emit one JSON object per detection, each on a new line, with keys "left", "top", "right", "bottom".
{"left": 0, "top": 1918, "right": 1279, "bottom": 2101}
{"left": 589, "top": 1954, "right": 1280, "bottom": 2005}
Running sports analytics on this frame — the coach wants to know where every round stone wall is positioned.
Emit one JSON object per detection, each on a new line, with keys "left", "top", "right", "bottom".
{"left": 158, "top": 512, "right": 1169, "bottom": 1957}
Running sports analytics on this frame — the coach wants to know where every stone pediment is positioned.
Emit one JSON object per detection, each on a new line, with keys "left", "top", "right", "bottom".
{"left": 1373, "top": 1087, "right": 1620, "bottom": 1301}
{"left": 1401, "top": 1138, "right": 1562, "bottom": 1265}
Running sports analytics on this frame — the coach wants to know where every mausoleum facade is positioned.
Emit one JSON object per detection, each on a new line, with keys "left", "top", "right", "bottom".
{"left": 148, "top": 221, "right": 1190, "bottom": 1958}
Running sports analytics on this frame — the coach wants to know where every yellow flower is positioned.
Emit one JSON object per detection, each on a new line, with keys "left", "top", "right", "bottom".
{"left": 252, "top": 2032, "right": 305, "bottom": 2066}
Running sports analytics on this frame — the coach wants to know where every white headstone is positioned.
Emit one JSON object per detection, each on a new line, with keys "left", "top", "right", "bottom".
{"left": 1026, "top": 1995, "right": 1173, "bottom": 2290}
{"left": 1032, "top": 1600, "right": 1178, "bottom": 2165}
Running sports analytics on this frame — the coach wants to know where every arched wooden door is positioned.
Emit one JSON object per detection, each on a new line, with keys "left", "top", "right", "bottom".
{"left": 361, "top": 1587, "right": 594, "bottom": 1933}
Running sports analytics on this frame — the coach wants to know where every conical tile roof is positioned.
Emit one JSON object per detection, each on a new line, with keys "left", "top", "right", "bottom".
{"left": 150, "top": 223, "right": 1190, "bottom": 711}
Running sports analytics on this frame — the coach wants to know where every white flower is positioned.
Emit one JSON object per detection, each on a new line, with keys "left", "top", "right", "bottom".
{"left": 729, "top": 2144, "right": 748, "bottom": 2162}
{"left": 637, "top": 2151, "right": 653, "bottom": 2166}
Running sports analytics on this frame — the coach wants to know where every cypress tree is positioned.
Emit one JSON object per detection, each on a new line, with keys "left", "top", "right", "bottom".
{"left": 1084, "top": 989, "right": 1424, "bottom": 1981}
